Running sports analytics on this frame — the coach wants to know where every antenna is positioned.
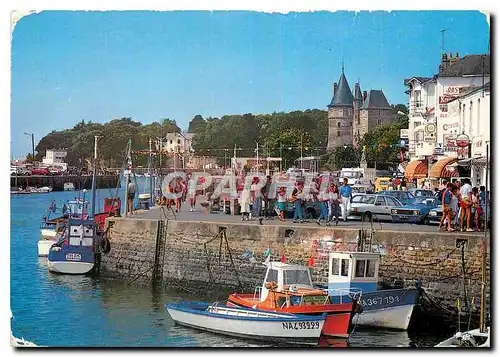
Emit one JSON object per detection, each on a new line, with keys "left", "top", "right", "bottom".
{"left": 440, "top": 29, "right": 447, "bottom": 54}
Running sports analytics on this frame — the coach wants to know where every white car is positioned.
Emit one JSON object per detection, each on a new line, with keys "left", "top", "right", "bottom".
{"left": 348, "top": 193, "right": 403, "bottom": 222}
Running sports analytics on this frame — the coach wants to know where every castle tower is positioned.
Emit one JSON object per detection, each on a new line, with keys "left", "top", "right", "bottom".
{"left": 352, "top": 81, "right": 363, "bottom": 146}
{"left": 327, "top": 65, "right": 354, "bottom": 151}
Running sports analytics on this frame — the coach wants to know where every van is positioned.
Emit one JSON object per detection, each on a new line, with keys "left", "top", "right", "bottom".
{"left": 375, "top": 177, "right": 392, "bottom": 192}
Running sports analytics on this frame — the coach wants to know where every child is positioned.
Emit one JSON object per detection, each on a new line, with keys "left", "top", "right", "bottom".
{"left": 471, "top": 187, "right": 481, "bottom": 231}
{"left": 200, "top": 191, "right": 212, "bottom": 216}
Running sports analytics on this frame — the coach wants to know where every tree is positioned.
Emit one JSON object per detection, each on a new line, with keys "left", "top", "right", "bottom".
{"left": 326, "top": 146, "right": 361, "bottom": 170}
{"left": 25, "top": 153, "right": 35, "bottom": 163}
{"left": 188, "top": 114, "right": 206, "bottom": 133}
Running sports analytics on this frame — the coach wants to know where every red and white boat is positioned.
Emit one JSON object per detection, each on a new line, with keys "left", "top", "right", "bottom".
{"left": 226, "top": 262, "right": 362, "bottom": 339}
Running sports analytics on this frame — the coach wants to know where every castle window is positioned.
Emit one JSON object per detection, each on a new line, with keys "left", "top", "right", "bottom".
{"left": 357, "top": 117, "right": 360, "bottom": 125}
{"left": 378, "top": 110, "right": 381, "bottom": 115}
{"left": 337, "top": 131, "right": 340, "bottom": 137}
{"left": 357, "top": 130, "right": 360, "bottom": 137}
{"left": 337, "top": 122, "right": 341, "bottom": 128}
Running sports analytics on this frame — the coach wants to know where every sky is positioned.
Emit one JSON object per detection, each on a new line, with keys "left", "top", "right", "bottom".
{"left": 10, "top": 10, "right": 490, "bottom": 157}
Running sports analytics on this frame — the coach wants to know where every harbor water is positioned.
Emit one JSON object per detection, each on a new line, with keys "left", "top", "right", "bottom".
{"left": 11, "top": 183, "right": 451, "bottom": 347}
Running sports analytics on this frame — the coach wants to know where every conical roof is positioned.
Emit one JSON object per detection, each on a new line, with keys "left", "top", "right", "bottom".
{"left": 328, "top": 69, "right": 354, "bottom": 108}
{"left": 354, "top": 82, "right": 363, "bottom": 101}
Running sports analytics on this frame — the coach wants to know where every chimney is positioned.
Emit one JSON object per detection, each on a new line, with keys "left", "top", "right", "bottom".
{"left": 440, "top": 53, "right": 449, "bottom": 72}
{"left": 333, "top": 83, "right": 338, "bottom": 95}
{"left": 362, "top": 91, "right": 367, "bottom": 101}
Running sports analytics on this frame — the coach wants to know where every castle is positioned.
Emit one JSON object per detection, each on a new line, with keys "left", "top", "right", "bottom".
{"left": 327, "top": 65, "right": 397, "bottom": 151}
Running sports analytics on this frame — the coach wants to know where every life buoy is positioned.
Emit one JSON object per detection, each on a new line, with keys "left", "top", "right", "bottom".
{"left": 100, "top": 236, "right": 111, "bottom": 254}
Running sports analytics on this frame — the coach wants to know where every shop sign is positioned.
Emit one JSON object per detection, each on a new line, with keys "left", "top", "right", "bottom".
{"left": 456, "top": 133, "right": 470, "bottom": 147}
{"left": 443, "top": 134, "right": 457, "bottom": 151}
{"left": 439, "top": 95, "right": 456, "bottom": 104}
{"left": 443, "top": 86, "right": 461, "bottom": 96}
{"left": 400, "top": 129, "right": 409, "bottom": 139}
{"left": 457, "top": 145, "right": 469, "bottom": 159}
{"left": 442, "top": 123, "right": 460, "bottom": 131}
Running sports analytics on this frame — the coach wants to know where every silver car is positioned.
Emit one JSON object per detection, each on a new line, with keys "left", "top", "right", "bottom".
{"left": 348, "top": 194, "right": 403, "bottom": 222}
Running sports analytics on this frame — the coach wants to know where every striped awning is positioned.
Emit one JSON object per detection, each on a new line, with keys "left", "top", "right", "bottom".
{"left": 404, "top": 160, "right": 428, "bottom": 180}
{"left": 429, "top": 157, "right": 457, "bottom": 178}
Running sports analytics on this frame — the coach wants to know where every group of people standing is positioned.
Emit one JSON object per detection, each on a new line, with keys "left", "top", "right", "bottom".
{"left": 238, "top": 175, "right": 353, "bottom": 225}
{"left": 438, "top": 178, "right": 488, "bottom": 232}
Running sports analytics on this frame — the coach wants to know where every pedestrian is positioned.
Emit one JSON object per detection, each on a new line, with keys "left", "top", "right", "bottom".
{"left": 316, "top": 188, "right": 329, "bottom": 226}
{"left": 339, "top": 178, "right": 352, "bottom": 221}
{"left": 328, "top": 184, "right": 340, "bottom": 226}
{"left": 174, "top": 178, "right": 184, "bottom": 213}
{"left": 459, "top": 179, "right": 473, "bottom": 232}
{"left": 250, "top": 177, "right": 261, "bottom": 220}
{"left": 239, "top": 187, "right": 251, "bottom": 221}
{"left": 277, "top": 186, "right": 287, "bottom": 222}
{"left": 438, "top": 182, "right": 454, "bottom": 232}
{"left": 450, "top": 186, "right": 460, "bottom": 229}
{"left": 261, "top": 176, "right": 272, "bottom": 219}
{"left": 292, "top": 182, "right": 304, "bottom": 223}
{"left": 200, "top": 191, "right": 212, "bottom": 215}
{"left": 127, "top": 178, "right": 136, "bottom": 215}
{"left": 471, "top": 187, "right": 481, "bottom": 231}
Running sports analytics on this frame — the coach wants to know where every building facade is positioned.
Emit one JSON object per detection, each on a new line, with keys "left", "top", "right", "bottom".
{"left": 42, "top": 149, "right": 68, "bottom": 170}
{"left": 403, "top": 53, "right": 490, "bottom": 183}
{"left": 157, "top": 132, "right": 194, "bottom": 154}
{"left": 327, "top": 66, "right": 396, "bottom": 150}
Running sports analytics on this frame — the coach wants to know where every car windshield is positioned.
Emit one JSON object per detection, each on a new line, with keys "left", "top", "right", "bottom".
{"left": 413, "top": 190, "right": 433, "bottom": 197}
{"left": 352, "top": 195, "right": 376, "bottom": 204}
{"left": 413, "top": 197, "right": 432, "bottom": 205}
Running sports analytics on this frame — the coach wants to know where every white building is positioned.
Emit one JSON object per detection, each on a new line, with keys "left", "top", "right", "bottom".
{"left": 42, "top": 149, "right": 68, "bottom": 171}
{"left": 156, "top": 132, "right": 194, "bottom": 154}
{"left": 403, "top": 53, "right": 490, "bottom": 183}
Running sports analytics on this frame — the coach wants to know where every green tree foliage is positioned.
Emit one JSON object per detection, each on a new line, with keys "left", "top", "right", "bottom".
{"left": 191, "top": 109, "right": 328, "bottom": 167}
{"left": 188, "top": 114, "right": 206, "bottom": 133}
{"left": 35, "top": 118, "right": 181, "bottom": 168}
{"left": 327, "top": 146, "right": 361, "bottom": 170}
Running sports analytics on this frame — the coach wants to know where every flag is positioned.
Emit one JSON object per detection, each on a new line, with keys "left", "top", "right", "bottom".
{"left": 264, "top": 254, "right": 270, "bottom": 264}
{"left": 456, "top": 299, "right": 460, "bottom": 310}
{"left": 264, "top": 248, "right": 271, "bottom": 257}
{"left": 280, "top": 252, "right": 286, "bottom": 263}
{"left": 308, "top": 256, "right": 315, "bottom": 267}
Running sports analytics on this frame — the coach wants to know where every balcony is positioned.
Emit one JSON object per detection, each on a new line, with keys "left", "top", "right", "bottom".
{"left": 409, "top": 101, "right": 425, "bottom": 114}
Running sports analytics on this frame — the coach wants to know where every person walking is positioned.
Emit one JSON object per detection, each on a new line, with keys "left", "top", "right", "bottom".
{"left": 250, "top": 177, "right": 261, "bottom": 220}
{"left": 339, "top": 178, "right": 352, "bottom": 222}
{"left": 329, "top": 184, "right": 340, "bottom": 226}
{"left": 292, "top": 182, "right": 304, "bottom": 223}
{"left": 316, "top": 188, "right": 329, "bottom": 226}
{"left": 471, "top": 187, "right": 481, "bottom": 231}
{"left": 459, "top": 179, "right": 473, "bottom": 231}
{"left": 261, "top": 176, "right": 272, "bottom": 219}
{"left": 438, "top": 183, "right": 454, "bottom": 232}
{"left": 127, "top": 178, "right": 136, "bottom": 215}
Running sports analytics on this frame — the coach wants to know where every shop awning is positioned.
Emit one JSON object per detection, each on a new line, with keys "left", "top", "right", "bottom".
{"left": 404, "top": 160, "right": 428, "bottom": 180}
{"left": 429, "top": 157, "right": 457, "bottom": 178}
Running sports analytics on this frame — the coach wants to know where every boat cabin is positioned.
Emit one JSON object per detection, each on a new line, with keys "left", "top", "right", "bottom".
{"left": 66, "top": 200, "right": 89, "bottom": 218}
{"left": 260, "top": 262, "right": 314, "bottom": 301}
{"left": 327, "top": 252, "right": 380, "bottom": 296}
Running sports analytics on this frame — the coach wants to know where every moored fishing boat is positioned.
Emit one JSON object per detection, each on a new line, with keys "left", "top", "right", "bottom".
{"left": 64, "top": 182, "right": 75, "bottom": 191}
{"left": 326, "top": 251, "right": 421, "bottom": 330}
{"left": 226, "top": 262, "right": 361, "bottom": 339}
{"left": 166, "top": 301, "right": 326, "bottom": 345}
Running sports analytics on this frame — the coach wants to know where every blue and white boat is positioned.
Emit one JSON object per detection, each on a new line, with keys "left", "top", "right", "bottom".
{"left": 47, "top": 218, "right": 99, "bottom": 275}
{"left": 166, "top": 301, "right": 326, "bottom": 345}
{"left": 326, "top": 251, "right": 421, "bottom": 330}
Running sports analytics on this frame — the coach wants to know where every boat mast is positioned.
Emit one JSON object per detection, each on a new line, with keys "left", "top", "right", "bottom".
{"left": 479, "top": 142, "right": 489, "bottom": 333}
{"left": 91, "top": 135, "right": 102, "bottom": 218}
{"left": 149, "top": 137, "right": 153, "bottom": 207}
{"left": 124, "top": 139, "right": 132, "bottom": 217}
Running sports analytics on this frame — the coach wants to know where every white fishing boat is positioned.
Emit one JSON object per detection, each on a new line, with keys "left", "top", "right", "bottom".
{"left": 64, "top": 182, "right": 75, "bottom": 191}
{"left": 166, "top": 301, "right": 326, "bottom": 345}
{"left": 37, "top": 186, "right": 53, "bottom": 193}
{"left": 436, "top": 327, "right": 490, "bottom": 347}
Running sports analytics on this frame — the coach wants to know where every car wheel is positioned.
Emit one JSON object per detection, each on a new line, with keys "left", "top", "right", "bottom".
{"left": 305, "top": 207, "right": 317, "bottom": 219}
{"left": 421, "top": 217, "right": 430, "bottom": 225}
{"left": 362, "top": 212, "right": 372, "bottom": 222}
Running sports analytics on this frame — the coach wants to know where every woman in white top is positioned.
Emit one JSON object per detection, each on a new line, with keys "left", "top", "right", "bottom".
{"left": 239, "top": 188, "right": 251, "bottom": 221}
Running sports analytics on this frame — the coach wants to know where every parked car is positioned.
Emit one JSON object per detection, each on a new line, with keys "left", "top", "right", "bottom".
{"left": 31, "top": 168, "right": 50, "bottom": 175}
{"left": 348, "top": 193, "right": 403, "bottom": 222}
{"left": 391, "top": 196, "right": 441, "bottom": 224}
{"left": 428, "top": 206, "right": 443, "bottom": 225}
{"left": 48, "top": 167, "right": 62, "bottom": 175}
{"left": 10, "top": 167, "right": 17, "bottom": 175}
{"left": 408, "top": 189, "right": 435, "bottom": 198}
{"left": 16, "top": 167, "right": 31, "bottom": 175}
{"left": 379, "top": 190, "right": 415, "bottom": 205}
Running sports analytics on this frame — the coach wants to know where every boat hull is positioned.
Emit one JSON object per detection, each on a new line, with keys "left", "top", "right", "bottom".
{"left": 226, "top": 294, "right": 356, "bottom": 338}
{"left": 47, "top": 260, "right": 94, "bottom": 275}
{"left": 328, "top": 288, "right": 420, "bottom": 330}
{"left": 166, "top": 302, "right": 324, "bottom": 345}
{"left": 38, "top": 239, "right": 58, "bottom": 257}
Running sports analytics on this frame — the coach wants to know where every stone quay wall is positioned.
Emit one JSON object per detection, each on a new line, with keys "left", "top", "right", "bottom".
{"left": 101, "top": 217, "right": 490, "bottom": 313}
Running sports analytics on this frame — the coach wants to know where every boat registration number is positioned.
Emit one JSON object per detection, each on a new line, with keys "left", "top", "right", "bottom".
{"left": 65, "top": 253, "right": 82, "bottom": 261}
{"left": 282, "top": 321, "right": 320, "bottom": 330}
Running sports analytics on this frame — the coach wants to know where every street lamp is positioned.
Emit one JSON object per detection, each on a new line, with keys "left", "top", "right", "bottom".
{"left": 24, "top": 132, "right": 35, "bottom": 163}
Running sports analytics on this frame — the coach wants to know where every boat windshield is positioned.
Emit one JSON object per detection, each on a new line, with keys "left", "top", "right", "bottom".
{"left": 283, "top": 269, "right": 312, "bottom": 287}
